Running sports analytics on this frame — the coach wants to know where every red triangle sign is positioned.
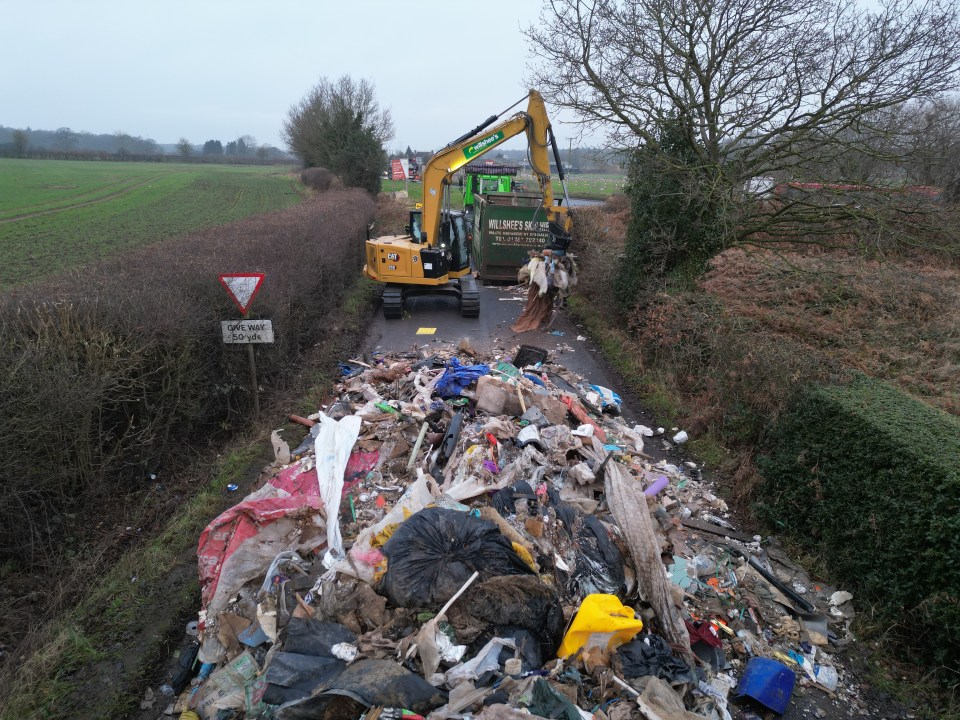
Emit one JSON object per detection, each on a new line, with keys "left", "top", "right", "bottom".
{"left": 218, "top": 273, "right": 265, "bottom": 315}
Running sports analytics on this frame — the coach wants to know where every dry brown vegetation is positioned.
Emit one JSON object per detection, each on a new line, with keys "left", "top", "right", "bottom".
{"left": 574, "top": 202, "right": 960, "bottom": 469}
{"left": 374, "top": 194, "right": 411, "bottom": 236}
{"left": 701, "top": 247, "right": 960, "bottom": 415}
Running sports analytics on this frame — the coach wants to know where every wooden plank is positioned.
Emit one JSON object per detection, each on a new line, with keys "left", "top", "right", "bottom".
{"left": 680, "top": 517, "right": 754, "bottom": 543}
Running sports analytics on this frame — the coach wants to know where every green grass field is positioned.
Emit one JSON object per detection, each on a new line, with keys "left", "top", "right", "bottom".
{"left": 381, "top": 172, "right": 625, "bottom": 205}
{"left": 0, "top": 159, "right": 304, "bottom": 288}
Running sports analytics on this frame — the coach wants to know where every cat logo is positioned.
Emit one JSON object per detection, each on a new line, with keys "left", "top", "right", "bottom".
{"left": 387, "top": 253, "right": 399, "bottom": 261}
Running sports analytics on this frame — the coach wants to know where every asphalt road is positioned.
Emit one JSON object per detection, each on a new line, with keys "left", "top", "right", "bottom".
{"left": 364, "top": 283, "right": 624, "bottom": 404}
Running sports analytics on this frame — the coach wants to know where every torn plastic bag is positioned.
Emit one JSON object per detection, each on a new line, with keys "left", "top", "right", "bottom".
{"left": 197, "top": 462, "right": 328, "bottom": 663}
{"left": 568, "top": 515, "right": 626, "bottom": 597}
{"left": 491, "top": 628, "right": 542, "bottom": 672}
{"left": 615, "top": 634, "right": 700, "bottom": 686}
{"left": 189, "top": 650, "right": 259, "bottom": 719}
{"left": 275, "top": 659, "right": 447, "bottom": 719}
{"left": 445, "top": 637, "right": 517, "bottom": 687}
{"left": 263, "top": 653, "right": 346, "bottom": 706}
{"left": 527, "top": 678, "right": 582, "bottom": 720}
{"left": 588, "top": 384, "right": 622, "bottom": 414}
{"left": 491, "top": 481, "right": 540, "bottom": 518}
{"left": 435, "top": 358, "right": 490, "bottom": 397}
{"left": 315, "top": 412, "right": 362, "bottom": 569}
{"left": 633, "top": 676, "right": 706, "bottom": 720}
{"left": 343, "top": 450, "right": 379, "bottom": 494}
{"left": 291, "top": 423, "right": 320, "bottom": 458}
{"left": 283, "top": 618, "right": 357, "bottom": 656}
{"left": 380, "top": 507, "right": 534, "bottom": 609}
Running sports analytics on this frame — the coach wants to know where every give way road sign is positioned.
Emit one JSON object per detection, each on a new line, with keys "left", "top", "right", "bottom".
{"left": 218, "top": 273, "right": 265, "bottom": 315}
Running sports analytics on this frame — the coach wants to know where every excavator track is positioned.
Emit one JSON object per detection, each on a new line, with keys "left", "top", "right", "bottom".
{"left": 382, "top": 284, "right": 403, "bottom": 319}
{"left": 459, "top": 275, "right": 480, "bottom": 318}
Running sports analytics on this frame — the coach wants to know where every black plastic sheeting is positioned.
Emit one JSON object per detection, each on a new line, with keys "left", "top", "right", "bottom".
{"left": 528, "top": 678, "right": 583, "bottom": 720}
{"left": 263, "top": 619, "right": 358, "bottom": 705}
{"left": 615, "top": 634, "right": 701, "bottom": 686}
{"left": 276, "top": 659, "right": 448, "bottom": 719}
{"left": 264, "top": 654, "right": 346, "bottom": 706}
{"left": 283, "top": 619, "right": 357, "bottom": 656}
{"left": 572, "top": 515, "right": 625, "bottom": 596}
{"left": 380, "top": 507, "right": 534, "bottom": 608}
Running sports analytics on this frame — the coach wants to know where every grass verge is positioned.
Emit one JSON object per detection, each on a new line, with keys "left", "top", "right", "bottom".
{"left": 566, "top": 294, "right": 730, "bottom": 469}
{"left": 0, "top": 276, "right": 378, "bottom": 720}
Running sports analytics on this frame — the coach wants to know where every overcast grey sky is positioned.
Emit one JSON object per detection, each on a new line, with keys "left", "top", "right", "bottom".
{"left": 2, "top": 0, "right": 597, "bottom": 153}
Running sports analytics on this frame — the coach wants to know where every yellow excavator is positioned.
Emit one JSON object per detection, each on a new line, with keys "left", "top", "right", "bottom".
{"left": 364, "top": 90, "right": 574, "bottom": 318}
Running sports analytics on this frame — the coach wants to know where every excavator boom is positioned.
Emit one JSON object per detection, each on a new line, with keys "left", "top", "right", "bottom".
{"left": 420, "top": 90, "right": 572, "bottom": 251}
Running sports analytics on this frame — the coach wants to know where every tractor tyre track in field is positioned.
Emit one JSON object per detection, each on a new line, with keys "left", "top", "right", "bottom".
{"left": 0, "top": 175, "right": 166, "bottom": 224}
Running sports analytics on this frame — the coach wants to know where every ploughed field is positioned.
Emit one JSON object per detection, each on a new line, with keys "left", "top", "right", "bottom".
{"left": 0, "top": 159, "right": 304, "bottom": 287}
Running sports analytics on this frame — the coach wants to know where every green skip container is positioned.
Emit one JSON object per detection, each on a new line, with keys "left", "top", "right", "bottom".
{"left": 471, "top": 192, "right": 554, "bottom": 283}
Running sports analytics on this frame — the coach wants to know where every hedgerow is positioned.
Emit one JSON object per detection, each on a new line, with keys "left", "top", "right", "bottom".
{"left": 0, "top": 189, "right": 374, "bottom": 567}
{"left": 756, "top": 375, "right": 960, "bottom": 671}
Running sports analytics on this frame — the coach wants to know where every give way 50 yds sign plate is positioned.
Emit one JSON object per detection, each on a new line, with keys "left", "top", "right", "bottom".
{"left": 218, "top": 273, "right": 265, "bottom": 314}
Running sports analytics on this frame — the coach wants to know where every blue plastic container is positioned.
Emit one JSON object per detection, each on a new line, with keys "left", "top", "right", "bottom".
{"left": 735, "top": 657, "right": 795, "bottom": 715}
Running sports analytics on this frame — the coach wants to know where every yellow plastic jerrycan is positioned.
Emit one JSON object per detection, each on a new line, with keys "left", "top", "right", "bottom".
{"left": 557, "top": 594, "right": 644, "bottom": 658}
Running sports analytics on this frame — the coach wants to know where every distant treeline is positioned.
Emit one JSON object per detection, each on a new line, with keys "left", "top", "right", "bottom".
{"left": 0, "top": 148, "right": 293, "bottom": 165}
{"left": 0, "top": 125, "right": 294, "bottom": 163}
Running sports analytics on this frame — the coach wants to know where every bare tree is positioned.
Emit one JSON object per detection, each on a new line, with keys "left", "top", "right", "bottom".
{"left": 177, "top": 137, "right": 192, "bottom": 158}
{"left": 114, "top": 130, "right": 131, "bottom": 157}
{"left": 11, "top": 130, "right": 28, "bottom": 158}
{"left": 897, "top": 97, "right": 960, "bottom": 190}
{"left": 256, "top": 144, "right": 269, "bottom": 163}
{"left": 526, "top": 0, "right": 960, "bottom": 256}
{"left": 54, "top": 127, "right": 77, "bottom": 153}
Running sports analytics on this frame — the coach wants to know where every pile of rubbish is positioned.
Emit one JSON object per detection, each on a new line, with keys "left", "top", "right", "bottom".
{"left": 162, "top": 344, "right": 862, "bottom": 720}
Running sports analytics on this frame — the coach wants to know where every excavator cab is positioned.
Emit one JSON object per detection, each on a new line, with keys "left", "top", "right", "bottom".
{"left": 408, "top": 209, "right": 471, "bottom": 273}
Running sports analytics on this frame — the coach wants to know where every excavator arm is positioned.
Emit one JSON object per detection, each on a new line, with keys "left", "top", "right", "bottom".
{"left": 362, "top": 90, "right": 572, "bottom": 319}
{"left": 420, "top": 90, "right": 573, "bottom": 252}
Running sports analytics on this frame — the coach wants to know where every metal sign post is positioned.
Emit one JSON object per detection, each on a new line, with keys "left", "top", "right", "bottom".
{"left": 219, "top": 274, "right": 271, "bottom": 416}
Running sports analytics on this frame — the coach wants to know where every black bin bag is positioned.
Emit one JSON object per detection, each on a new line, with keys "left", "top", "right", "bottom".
{"left": 379, "top": 507, "right": 533, "bottom": 608}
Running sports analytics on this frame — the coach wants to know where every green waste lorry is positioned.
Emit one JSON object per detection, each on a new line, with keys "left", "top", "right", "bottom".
{"left": 462, "top": 163, "right": 520, "bottom": 210}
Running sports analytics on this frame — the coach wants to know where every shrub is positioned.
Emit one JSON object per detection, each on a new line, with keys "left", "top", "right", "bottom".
{"left": 0, "top": 189, "right": 375, "bottom": 568}
{"left": 571, "top": 203, "right": 628, "bottom": 311}
{"left": 756, "top": 375, "right": 960, "bottom": 671}
{"left": 615, "top": 123, "right": 731, "bottom": 311}
{"left": 374, "top": 194, "right": 410, "bottom": 236}
{"left": 301, "top": 167, "right": 336, "bottom": 192}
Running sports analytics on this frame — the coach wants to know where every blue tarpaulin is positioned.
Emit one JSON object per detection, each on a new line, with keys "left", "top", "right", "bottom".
{"left": 435, "top": 357, "right": 490, "bottom": 398}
